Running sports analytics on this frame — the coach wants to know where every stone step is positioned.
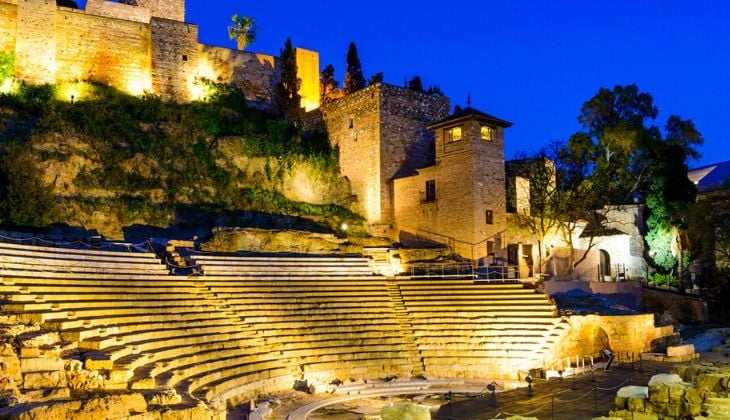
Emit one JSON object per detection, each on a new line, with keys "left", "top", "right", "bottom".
{"left": 200, "top": 277, "right": 384, "bottom": 284}
{"left": 0, "top": 270, "right": 174, "bottom": 281}
{"left": 192, "top": 255, "right": 367, "bottom": 263}
{"left": 0, "top": 259, "right": 167, "bottom": 273}
{"left": 199, "top": 260, "right": 370, "bottom": 267}
{"left": 0, "top": 278, "right": 198, "bottom": 288}
{"left": 6, "top": 291, "right": 205, "bottom": 303}
{"left": 3, "top": 297, "right": 218, "bottom": 312}
{"left": 61, "top": 317, "right": 243, "bottom": 342}
{"left": 44, "top": 310, "right": 238, "bottom": 331}
{"left": 0, "top": 242, "right": 158, "bottom": 259}
{"left": 79, "top": 323, "right": 250, "bottom": 351}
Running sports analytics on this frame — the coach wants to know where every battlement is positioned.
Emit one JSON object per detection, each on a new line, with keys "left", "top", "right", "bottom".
{"left": 86, "top": 0, "right": 184, "bottom": 23}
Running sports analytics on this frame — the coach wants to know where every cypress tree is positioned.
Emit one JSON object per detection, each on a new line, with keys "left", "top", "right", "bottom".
{"left": 320, "top": 64, "right": 338, "bottom": 105}
{"left": 344, "top": 42, "right": 366, "bottom": 94}
{"left": 276, "top": 38, "right": 301, "bottom": 119}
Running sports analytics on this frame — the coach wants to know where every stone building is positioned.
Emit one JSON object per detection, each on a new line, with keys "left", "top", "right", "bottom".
{"left": 0, "top": 0, "right": 320, "bottom": 108}
{"left": 393, "top": 107, "right": 512, "bottom": 260}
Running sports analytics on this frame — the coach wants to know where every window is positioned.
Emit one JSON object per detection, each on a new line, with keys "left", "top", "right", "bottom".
{"left": 425, "top": 180, "right": 436, "bottom": 202}
{"left": 487, "top": 240, "right": 494, "bottom": 256}
{"left": 348, "top": 118, "right": 354, "bottom": 129}
{"left": 445, "top": 126, "right": 462, "bottom": 143}
{"left": 481, "top": 125, "right": 494, "bottom": 141}
{"left": 486, "top": 209, "right": 494, "bottom": 225}
{"left": 181, "top": 54, "right": 188, "bottom": 62}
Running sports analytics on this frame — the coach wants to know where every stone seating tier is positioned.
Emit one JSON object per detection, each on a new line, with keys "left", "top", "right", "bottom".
{"left": 0, "top": 241, "right": 158, "bottom": 258}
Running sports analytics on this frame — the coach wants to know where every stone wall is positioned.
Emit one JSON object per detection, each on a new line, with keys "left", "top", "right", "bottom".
{"left": 0, "top": 0, "right": 315, "bottom": 107}
{"left": 316, "top": 84, "right": 448, "bottom": 230}
{"left": 0, "top": 2, "right": 16, "bottom": 55}
{"left": 197, "top": 45, "right": 277, "bottom": 108}
{"left": 55, "top": 9, "right": 152, "bottom": 94}
{"left": 642, "top": 287, "right": 708, "bottom": 323}
{"left": 150, "top": 17, "right": 198, "bottom": 101}
{"left": 86, "top": 0, "right": 184, "bottom": 23}
{"left": 14, "top": 0, "right": 56, "bottom": 84}
{"left": 557, "top": 314, "right": 675, "bottom": 360}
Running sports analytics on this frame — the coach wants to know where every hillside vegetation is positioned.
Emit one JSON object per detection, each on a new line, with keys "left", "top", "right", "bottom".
{"left": 0, "top": 79, "right": 362, "bottom": 239}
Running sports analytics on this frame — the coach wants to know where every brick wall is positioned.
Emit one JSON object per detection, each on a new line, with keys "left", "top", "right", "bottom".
{"left": 150, "top": 17, "right": 198, "bottom": 101}
{"left": 642, "top": 287, "right": 708, "bottom": 323}
{"left": 86, "top": 0, "right": 150, "bottom": 23}
{"left": 0, "top": 2, "right": 16, "bottom": 54}
{"left": 55, "top": 9, "right": 152, "bottom": 93}
{"left": 14, "top": 0, "right": 56, "bottom": 84}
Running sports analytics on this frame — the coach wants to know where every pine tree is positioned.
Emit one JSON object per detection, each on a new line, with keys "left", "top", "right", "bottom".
{"left": 344, "top": 42, "right": 366, "bottom": 94}
{"left": 275, "top": 38, "right": 301, "bottom": 119}
{"left": 407, "top": 76, "right": 425, "bottom": 93}
{"left": 368, "top": 72, "right": 384, "bottom": 86}
{"left": 320, "top": 64, "right": 339, "bottom": 105}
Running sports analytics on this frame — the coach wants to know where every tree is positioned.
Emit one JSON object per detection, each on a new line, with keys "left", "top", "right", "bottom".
{"left": 368, "top": 72, "right": 384, "bottom": 86}
{"left": 320, "top": 64, "right": 339, "bottom": 106}
{"left": 344, "top": 42, "right": 366, "bottom": 94}
{"left": 507, "top": 150, "right": 560, "bottom": 275}
{"left": 275, "top": 38, "right": 301, "bottom": 119}
{"left": 228, "top": 14, "right": 257, "bottom": 51}
{"left": 427, "top": 85, "right": 444, "bottom": 96}
{"left": 407, "top": 76, "right": 425, "bottom": 93}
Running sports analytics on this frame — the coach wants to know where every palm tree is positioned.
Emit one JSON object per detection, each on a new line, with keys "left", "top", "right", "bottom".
{"left": 228, "top": 14, "right": 257, "bottom": 51}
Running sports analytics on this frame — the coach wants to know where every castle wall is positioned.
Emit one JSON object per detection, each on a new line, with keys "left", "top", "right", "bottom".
{"left": 318, "top": 85, "right": 382, "bottom": 222}
{"left": 0, "top": 2, "right": 16, "bottom": 55}
{"left": 150, "top": 17, "right": 198, "bottom": 101}
{"left": 14, "top": 0, "right": 56, "bottom": 84}
{"left": 86, "top": 0, "right": 183, "bottom": 23}
{"left": 55, "top": 9, "right": 152, "bottom": 94}
{"left": 197, "top": 45, "right": 276, "bottom": 108}
{"left": 380, "top": 85, "right": 449, "bottom": 227}
{"left": 295, "top": 47, "right": 320, "bottom": 112}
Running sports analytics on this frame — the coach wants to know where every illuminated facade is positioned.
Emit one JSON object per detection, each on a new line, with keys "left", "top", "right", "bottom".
{"left": 0, "top": 0, "right": 320, "bottom": 108}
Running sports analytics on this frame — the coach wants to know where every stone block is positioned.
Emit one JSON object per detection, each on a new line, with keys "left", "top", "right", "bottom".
{"left": 668, "top": 383, "right": 688, "bottom": 402}
{"left": 23, "top": 371, "right": 66, "bottom": 389}
{"left": 614, "top": 396, "right": 627, "bottom": 409}
{"left": 697, "top": 374, "right": 727, "bottom": 392}
{"left": 20, "top": 357, "right": 64, "bottom": 373}
{"left": 667, "top": 344, "right": 695, "bottom": 358}
{"left": 85, "top": 357, "right": 113, "bottom": 371}
{"left": 608, "top": 409, "right": 658, "bottom": 420}
{"left": 649, "top": 384, "right": 669, "bottom": 403}
{"left": 627, "top": 397, "right": 645, "bottom": 412}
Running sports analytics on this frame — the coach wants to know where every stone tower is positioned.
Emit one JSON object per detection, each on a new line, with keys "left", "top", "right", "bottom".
{"left": 393, "top": 107, "right": 512, "bottom": 259}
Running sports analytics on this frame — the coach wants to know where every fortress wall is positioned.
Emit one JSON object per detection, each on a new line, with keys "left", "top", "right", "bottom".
{"left": 197, "top": 45, "right": 277, "bottom": 108}
{"left": 379, "top": 85, "right": 450, "bottom": 226}
{"left": 0, "top": 2, "right": 16, "bottom": 55}
{"left": 295, "top": 47, "right": 320, "bottom": 112}
{"left": 55, "top": 9, "right": 152, "bottom": 95}
{"left": 319, "top": 85, "right": 382, "bottom": 223}
{"left": 14, "top": 0, "right": 56, "bottom": 84}
{"left": 86, "top": 0, "right": 151, "bottom": 23}
{"left": 142, "top": 0, "right": 184, "bottom": 22}
{"left": 150, "top": 17, "right": 198, "bottom": 101}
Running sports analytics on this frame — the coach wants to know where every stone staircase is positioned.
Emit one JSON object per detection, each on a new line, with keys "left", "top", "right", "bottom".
{"left": 386, "top": 280, "right": 425, "bottom": 377}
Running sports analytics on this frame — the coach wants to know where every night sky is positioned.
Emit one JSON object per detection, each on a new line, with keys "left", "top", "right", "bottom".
{"left": 88, "top": 1, "right": 730, "bottom": 167}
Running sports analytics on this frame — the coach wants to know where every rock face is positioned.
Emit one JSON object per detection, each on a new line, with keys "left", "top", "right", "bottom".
{"left": 201, "top": 227, "right": 361, "bottom": 254}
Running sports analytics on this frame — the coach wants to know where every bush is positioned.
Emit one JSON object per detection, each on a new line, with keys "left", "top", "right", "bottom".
{"left": 0, "top": 146, "right": 58, "bottom": 229}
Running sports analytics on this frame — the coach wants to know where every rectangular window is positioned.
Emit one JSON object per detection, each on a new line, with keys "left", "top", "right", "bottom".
{"left": 445, "top": 126, "right": 462, "bottom": 143}
{"left": 486, "top": 209, "right": 494, "bottom": 225}
{"left": 348, "top": 118, "right": 354, "bottom": 129}
{"left": 425, "top": 180, "right": 436, "bottom": 202}
{"left": 481, "top": 125, "right": 493, "bottom": 141}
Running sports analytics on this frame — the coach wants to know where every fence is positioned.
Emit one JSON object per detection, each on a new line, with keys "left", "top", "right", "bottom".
{"left": 408, "top": 263, "right": 522, "bottom": 281}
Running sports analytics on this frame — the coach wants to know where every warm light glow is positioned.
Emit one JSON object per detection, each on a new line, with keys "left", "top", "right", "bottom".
{"left": 188, "top": 59, "right": 218, "bottom": 101}
{"left": 295, "top": 48, "right": 321, "bottom": 111}
{"left": 124, "top": 74, "right": 152, "bottom": 96}
{"left": 54, "top": 81, "right": 98, "bottom": 102}
{"left": 340, "top": 223, "right": 349, "bottom": 231}
{"left": 0, "top": 78, "right": 13, "bottom": 94}
{"left": 446, "top": 126, "right": 462, "bottom": 142}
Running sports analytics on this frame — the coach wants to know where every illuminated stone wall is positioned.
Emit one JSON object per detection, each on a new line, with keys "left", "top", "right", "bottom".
{"left": 0, "top": 0, "right": 315, "bottom": 106}
{"left": 316, "top": 84, "right": 449, "bottom": 229}
{"left": 295, "top": 47, "right": 320, "bottom": 112}
{"left": 0, "top": 1, "right": 16, "bottom": 54}
{"left": 14, "top": 0, "right": 56, "bottom": 84}
{"left": 197, "top": 45, "right": 276, "bottom": 108}
{"left": 150, "top": 18, "right": 198, "bottom": 101}
{"left": 557, "top": 314, "right": 675, "bottom": 360}
{"left": 55, "top": 9, "right": 152, "bottom": 95}
{"left": 86, "top": 0, "right": 184, "bottom": 23}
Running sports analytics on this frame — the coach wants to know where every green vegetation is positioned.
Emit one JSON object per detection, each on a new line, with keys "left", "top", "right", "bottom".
{"left": 276, "top": 38, "right": 301, "bottom": 120}
{"left": 0, "top": 80, "right": 359, "bottom": 236}
{"left": 344, "top": 42, "right": 366, "bottom": 94}
{"left": 228, "top": 14, "right": 257, "bottom": 51}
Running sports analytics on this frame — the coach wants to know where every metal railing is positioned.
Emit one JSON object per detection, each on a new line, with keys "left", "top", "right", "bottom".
{"left": 408, "top": 262, "right": 523, "bottom": 281}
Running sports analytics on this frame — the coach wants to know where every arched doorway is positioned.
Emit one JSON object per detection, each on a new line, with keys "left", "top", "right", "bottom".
{"left": 599, "top": 249, "right": 611, "bottom": 281}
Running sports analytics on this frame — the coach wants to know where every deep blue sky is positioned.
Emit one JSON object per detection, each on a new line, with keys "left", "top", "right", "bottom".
{"left": 88, "top": 1, "right": 730, "bottom": 167}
